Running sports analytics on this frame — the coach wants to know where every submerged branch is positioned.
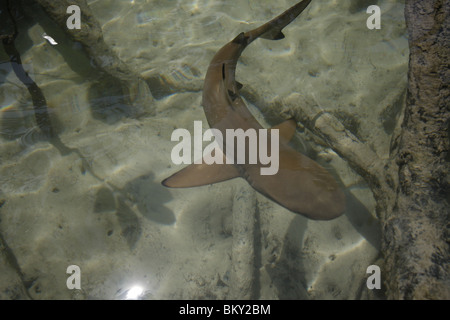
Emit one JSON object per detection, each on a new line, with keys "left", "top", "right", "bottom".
{"left": 230, "top": 183, "right": 257, "bottom": 299}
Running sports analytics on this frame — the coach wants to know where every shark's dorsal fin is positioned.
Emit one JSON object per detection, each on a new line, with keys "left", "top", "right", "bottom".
{"left": 270, "top": 118, "right": 297, "bottom": 142}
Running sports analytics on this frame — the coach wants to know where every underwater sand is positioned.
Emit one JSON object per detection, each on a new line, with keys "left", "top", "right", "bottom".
{"left": 0, "top": 0, "right": 407, "bottom": 299}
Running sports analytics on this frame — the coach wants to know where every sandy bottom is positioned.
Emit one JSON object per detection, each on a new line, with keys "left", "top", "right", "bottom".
{"left": 0, "top": 0, "right": 407, "bottom": 299}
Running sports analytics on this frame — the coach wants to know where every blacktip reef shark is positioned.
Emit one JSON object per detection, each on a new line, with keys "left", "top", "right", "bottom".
{"left": 162, "top": 0, "right": 346, "bottom": 220}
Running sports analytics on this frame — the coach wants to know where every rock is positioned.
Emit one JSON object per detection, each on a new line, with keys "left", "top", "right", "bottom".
{"left": 383, "top": 0, "right": 450, "bottom": 300}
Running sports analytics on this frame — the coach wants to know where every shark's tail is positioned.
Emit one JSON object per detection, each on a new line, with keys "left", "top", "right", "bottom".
{"left": 244, "top": 0, "right": 312, "bottom": 44}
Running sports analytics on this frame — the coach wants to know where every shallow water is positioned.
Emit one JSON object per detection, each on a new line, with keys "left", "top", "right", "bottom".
{"left": 0, "top": 0, "right": 407, "bottom": 299}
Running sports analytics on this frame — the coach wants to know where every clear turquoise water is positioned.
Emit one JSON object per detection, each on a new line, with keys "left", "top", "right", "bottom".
{"left": 0, "top": 0, "right": 407, "bottom": 299}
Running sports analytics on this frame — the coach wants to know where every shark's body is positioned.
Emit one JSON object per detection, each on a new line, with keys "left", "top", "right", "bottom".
{"left": 162, "top": 0, "right": 346, "bottom": 220}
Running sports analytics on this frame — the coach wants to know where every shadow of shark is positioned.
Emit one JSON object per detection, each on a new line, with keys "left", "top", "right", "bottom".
{"left": 162, "top": 0, "right": 346, "bottom": 220}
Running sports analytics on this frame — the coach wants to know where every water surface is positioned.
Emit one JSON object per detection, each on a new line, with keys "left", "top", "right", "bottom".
{"left": 0, "top": 0, "right": 407, "bottom": 299}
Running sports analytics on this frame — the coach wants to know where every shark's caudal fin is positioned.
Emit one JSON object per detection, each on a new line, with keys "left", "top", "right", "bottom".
{"left": 249, "top": 0, "right": 312, "bottom": 41}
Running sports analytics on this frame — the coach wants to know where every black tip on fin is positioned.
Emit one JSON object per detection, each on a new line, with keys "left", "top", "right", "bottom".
{"left": 161, "top": 178, "right": 170, "bottom": 187}
{"left": 236, "top": 81, "right": 243, "bottom": 90}
{"left": 228, "top": 90, "right": 238, "bottom": 101}
{"left": 261, "top": 31, "right": 285, "bottom": 40}
{"left": 232, "top": 32, "right": 247, "bottom": 45}
{"left": 274, "top": 31, "right": 285, "bottom": 40}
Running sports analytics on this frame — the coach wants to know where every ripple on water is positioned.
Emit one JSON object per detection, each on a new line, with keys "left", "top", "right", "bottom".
{"left": 0, "top": 102, "right": 36, "bottom": 140}
{"left": 0, "top": 147, "right": 53, "bottom": 194}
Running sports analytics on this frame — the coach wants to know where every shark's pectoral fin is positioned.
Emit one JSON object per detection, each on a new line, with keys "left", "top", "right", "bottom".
{"left": 162, "top": 162, "right": 240, "bottom": 188}
{"left": 270, "top": 118, "right": 297, "bottom": 142}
